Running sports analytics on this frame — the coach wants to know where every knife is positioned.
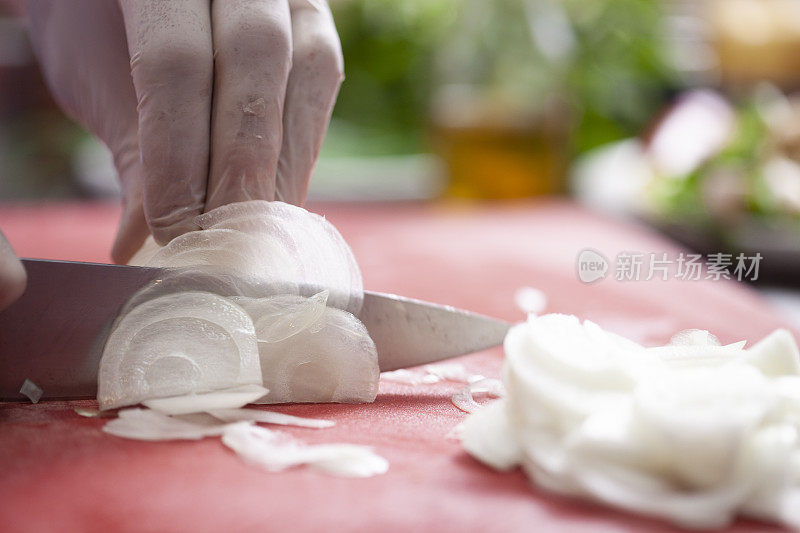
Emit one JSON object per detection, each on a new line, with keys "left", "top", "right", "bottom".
{"left": 0, "top": 259, "right": 510, "bottom": 400}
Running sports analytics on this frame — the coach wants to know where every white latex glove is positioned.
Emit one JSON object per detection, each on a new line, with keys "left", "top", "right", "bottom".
{"left": 26, "top": 0, "right": 344, "bottom": 263}
{"left": 0, "top": 232, "right": 26, "bottom": 311}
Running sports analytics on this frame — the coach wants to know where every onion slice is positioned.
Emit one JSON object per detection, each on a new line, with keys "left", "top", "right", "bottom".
{"left": 451, "top": 378, "right": 505, "bottom": 413}
{"left": 98, "top": 291, "right": 262, "bottom": 411}
{"left": 380, "top": 363, "right": 487, "bottom": 385}
{"left": 221, "top": 424, "right": 388, "bottom": 477}
{"left": 461, "top": 399, "right": 521, "bottom": 470}
{"left": 425, "top": 363, "right": 486, "bottom": 384}
{"left": 197, "top": 201, "right": 364, "bottom": 314}
{"left": 19, "top": 379, "right": 43, "bottom": 404}
{"left": 243, "top": 299, "right": 379, "bottom": 405}
{"left": 514, "top": 286, "right": 547, "bottom": 315}
{"left": 380, "top": 369, "right": 440, "bottom": 385}
{"left": 744, "top": 329, "right": 800, "bottom": 377}
{"left": 142, "top": 384, "right": 268, "bottom": 415}
{"left": 208, "top": 408, "right": 335, "bottom": 429}
{"left": 103, "top": 408, "right": 249, "bottom": 441}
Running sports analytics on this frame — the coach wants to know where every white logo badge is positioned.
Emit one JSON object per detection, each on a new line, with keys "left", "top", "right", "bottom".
{"left": 576, "top": 249, "right": 609, "bottom": 283}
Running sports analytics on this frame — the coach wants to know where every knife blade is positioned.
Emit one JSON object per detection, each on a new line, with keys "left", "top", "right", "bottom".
{"left": 0, "top": 259, "right": 510, "bottom": 400}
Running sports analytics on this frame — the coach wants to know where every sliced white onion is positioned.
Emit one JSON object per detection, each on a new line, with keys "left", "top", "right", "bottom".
{"left": 669, "top": 329, "right": 721, "bottom": 346}
{"left": 648, "top": 331, "right": 747, "bottom": 367}
{"left": 380, "top": 363, "right": 486, "bottom": 385}
{"left": 306, "top": 444, "right": 390, "bottom": 477}
{"left": 461, "top": 399, "right": 521, "bottom": 470}
{"left": 103, "top": 408, "right": 249, "bottom": 441}
{"left": 244, "top": 298, "right": 379, "bottom": 405}
{"left": 502, "top": 315, "right": 648, "bottom": 429}
{"left": 632, "top": 364, "right": 772, "bottom": 489}
{"left": 113, "top": 200, "right": 377, "bottom": 410}
{"left": 221, "top": 423, "right": 388, "bottom": 477}
{"left": 745, "top": 329, "right": 800, "bottom": 377}
{"left": 122, "top": 266, "right": 265, "bottom": 309}
{"left": 74, "top": 407, "right": 114, "bottom": 418}
{"left": 234, "top": 291, "right": 328, "bottom": 344}
{"left": 133, "top": 201, "right": 362, "bottom": 314}
{"left": 208, "top": 407, "right": 335, "bottom": 429}
{"left": 462, "top": 313, "right": 800, "bottom": 530}
{"left": 98, "top": 291, "right": 262, "bottom": 411}
{"left": 424, "top": 362, "right": 485, "bottom": 384}
{"left": 445, "top": 423, "right": 464, "bottom": 441}
{"left": 380, "top": 369, "right": 440, "bottom": 385}
{"left": 514, "top": 286, "right": 547, "bottom": 315}
{"left": 566, "top": 457, "right": 750, "bottom": 530}
{"left": 451, "top": 378, "right": 505, "bottom": 413}
{"left": 194, "top": 200, "right": 363, "bottom": 314}
{"left": 19, "top": 378, "right": 42, "bottom": 403}
{"left": 142, "top": 384, "right": 268, "bottom": 415}
{"left": 143, "top": 229, "right": 299, "bottom": 291}
{"left": 512, "top": 314, "right": 650, "bottom": 391}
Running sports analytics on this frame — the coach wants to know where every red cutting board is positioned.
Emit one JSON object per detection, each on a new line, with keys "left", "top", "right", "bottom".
{"left": 0, "top": 200, "right": 793, "bottom": 533}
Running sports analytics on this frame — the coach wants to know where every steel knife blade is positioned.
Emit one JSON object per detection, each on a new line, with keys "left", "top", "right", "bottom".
{"left": 0, "top": 259, "right": 510, "bottom": 400}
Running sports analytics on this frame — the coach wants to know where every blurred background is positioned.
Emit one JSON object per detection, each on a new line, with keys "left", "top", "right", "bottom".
{"left": 2, "top": 0, "right": 800, "bottom": 296}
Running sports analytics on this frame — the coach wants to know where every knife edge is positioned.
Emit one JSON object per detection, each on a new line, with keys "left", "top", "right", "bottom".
{"left": 0, "top": 259, "right": 511, "bottom": 400}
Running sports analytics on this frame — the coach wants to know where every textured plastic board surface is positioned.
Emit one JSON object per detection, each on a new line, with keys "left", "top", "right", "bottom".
{"left": 0, "top": 200, "right": 791, "bottom": 532}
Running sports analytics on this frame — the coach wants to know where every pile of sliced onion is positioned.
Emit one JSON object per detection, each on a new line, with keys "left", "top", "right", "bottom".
{"left": 461, "top": 314, "right": 800, "bottom": 530}
{"left": 98, "top": 200, "right": 378, "bottom": 414}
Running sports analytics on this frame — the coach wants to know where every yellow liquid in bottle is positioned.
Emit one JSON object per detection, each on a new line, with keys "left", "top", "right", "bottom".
{"left": 432, "top": 120, "right": 567, "bottom": 199}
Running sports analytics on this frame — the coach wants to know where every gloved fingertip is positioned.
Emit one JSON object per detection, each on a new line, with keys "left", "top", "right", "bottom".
{"left": 0, "top": 265, "right": 26, "bottom": 311}
{"left": 111, "top": 225, "right": 149, "bottom": 266}
{"left": 111, "top": 202, "right": 150, "bottom": 264}
{"left": 0, "top": 235, "right": 26, "bottom": 311}
{"left": 143, "top": 202, "right": 203, "bottom": 247}
{"left": 150, "top": 219, "right": 200, "bottom": 247}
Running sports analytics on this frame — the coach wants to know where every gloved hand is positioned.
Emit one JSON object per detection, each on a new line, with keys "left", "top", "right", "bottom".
{"left": 26, "top": 0, "right": 344, "bottom": 263}
{"left": 0, "top": 232, "right": 26, "bottom": 311}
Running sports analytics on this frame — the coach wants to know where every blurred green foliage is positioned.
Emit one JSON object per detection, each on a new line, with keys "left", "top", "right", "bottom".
{"left": 561, "top": 0, "right": 676, "bottom": 153}
{"left": 330, "top": 0, "right": 459, "bottom": 154}
{"left": 329, "top": 0, "right": 677, "bottom": 157}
